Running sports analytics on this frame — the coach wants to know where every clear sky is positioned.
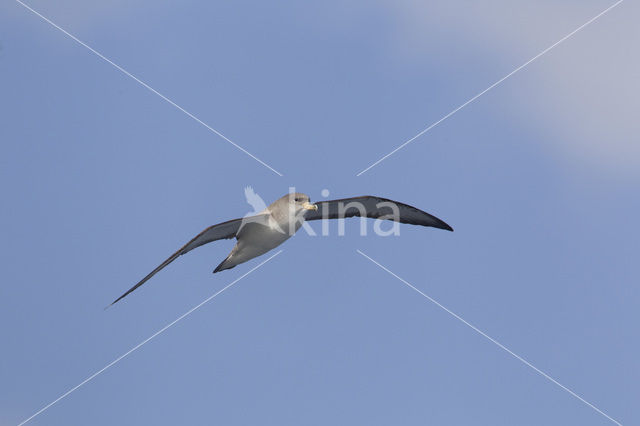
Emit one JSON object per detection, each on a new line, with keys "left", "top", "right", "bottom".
{"left": 1, "top": 1, "right": 638, "bottom": 425}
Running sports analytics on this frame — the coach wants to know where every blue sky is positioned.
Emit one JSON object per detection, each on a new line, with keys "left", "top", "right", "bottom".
{"left": 1, "top": 1, "right": 638, "bottom": 425}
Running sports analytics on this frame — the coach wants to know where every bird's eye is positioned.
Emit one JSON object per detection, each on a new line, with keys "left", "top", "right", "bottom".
{"left": 294, "top": 197, "right": 300, "bottom": 202}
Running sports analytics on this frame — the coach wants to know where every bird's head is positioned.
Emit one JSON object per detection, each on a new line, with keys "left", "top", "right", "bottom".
{"left": 289, "top": 192, "right": 317, "bottom": 212}
{"left": 266, "top": 192, "right": 317, "bottom": 235}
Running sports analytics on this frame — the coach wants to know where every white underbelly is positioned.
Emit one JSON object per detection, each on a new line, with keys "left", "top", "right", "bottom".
{"left": 232, "top": 222, "right": 292, "bottom": 265}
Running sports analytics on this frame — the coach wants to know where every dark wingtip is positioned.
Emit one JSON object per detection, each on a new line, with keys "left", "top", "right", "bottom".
{"left": 442, "top": 222, "right": 454, "bottom": 232}
{"left": 429, "top": 216, "right": 453, "bottom": 232}
{"left": 107, "top": 289, "right": 133, "bottom": 308}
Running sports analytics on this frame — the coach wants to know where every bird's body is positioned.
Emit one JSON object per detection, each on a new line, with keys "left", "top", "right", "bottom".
{"left": 110, "top": 192, "right": 452, "bottom": 306}
{"left": 215, "top": 200, "right": 300, "bottom": 272}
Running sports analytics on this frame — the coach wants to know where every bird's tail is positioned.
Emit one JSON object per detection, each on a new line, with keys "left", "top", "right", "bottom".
{"left": 213, "top": 254, "right": 236, "bottom": 273}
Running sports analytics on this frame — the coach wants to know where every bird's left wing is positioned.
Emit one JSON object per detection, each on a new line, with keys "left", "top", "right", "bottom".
{"left": 303, "top": 196, "right": 453, "bottom": 231}
{"left": 109, "top": 215, "right": 266, "bottom": 306}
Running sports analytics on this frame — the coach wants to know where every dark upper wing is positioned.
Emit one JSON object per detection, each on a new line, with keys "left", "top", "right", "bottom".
{"left": 303, "top": 196, "right": 453, "bottom": 231}
{"left": 109, "top": 216, "right": 250, "bottom": 306}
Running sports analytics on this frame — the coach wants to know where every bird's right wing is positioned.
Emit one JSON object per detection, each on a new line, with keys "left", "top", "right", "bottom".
{"left": 303, "top": 196, "right": 453, "bottom": 231}
{"left": 109, "top": 215, "right": 266, "bottom": 306}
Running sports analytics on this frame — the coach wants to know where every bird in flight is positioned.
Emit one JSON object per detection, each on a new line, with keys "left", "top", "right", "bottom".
{"left": 109, "top": 193, "right": 452, "bottom": 306}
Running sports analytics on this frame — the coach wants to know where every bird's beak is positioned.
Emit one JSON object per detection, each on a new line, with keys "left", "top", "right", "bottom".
{"left": 303, "top": 202, "right": 318, "bottom": 211}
